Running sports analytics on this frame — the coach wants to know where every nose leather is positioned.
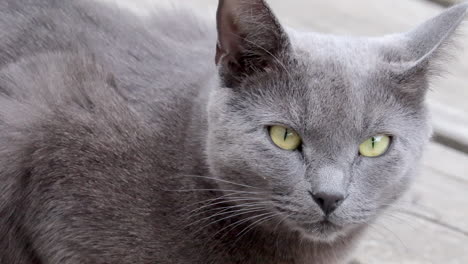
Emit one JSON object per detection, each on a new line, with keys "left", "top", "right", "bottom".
{"left": 309, "top": 191, "right": 344, "bottom": 215}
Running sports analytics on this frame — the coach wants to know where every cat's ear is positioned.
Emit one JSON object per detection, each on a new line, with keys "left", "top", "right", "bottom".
{"left": 215, "top": 0, "right": 291, "bottom": 88}
{"left": 389, "top": 3, "right": 467, "bottom": 88}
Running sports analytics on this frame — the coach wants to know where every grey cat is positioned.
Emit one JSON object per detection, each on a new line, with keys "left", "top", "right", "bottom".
{"left": 0, "top": 0, "right": 466, "bottom": 263}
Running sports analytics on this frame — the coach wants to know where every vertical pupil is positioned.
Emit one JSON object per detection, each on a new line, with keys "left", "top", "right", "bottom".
{"left": 283, "top": 128, "right": 289, "bottom": 141}
{"left": 371, "top": 137, "right": 376, "bottom": 148}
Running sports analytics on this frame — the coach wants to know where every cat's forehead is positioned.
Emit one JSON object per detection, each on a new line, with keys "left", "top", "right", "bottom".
{"left": 268, "top": 33, "right": 413, "bottom": 138}
{"left": 290, "top": 32, "right": 383, "bottom": 79}
{"left": 236, "top": 32, "right": 423, "bottom": 139}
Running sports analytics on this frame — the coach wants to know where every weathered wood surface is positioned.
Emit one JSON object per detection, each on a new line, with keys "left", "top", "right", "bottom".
{"left": 101, "top": 0, "right": 468, "bottom": 262}
{"left": 431, "top": 0, "right": 464, "bottom": 6}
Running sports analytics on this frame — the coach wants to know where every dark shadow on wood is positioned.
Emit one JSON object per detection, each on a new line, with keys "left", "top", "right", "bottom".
{"left": 432, "top": 133, "right": 468, "bottom": 155}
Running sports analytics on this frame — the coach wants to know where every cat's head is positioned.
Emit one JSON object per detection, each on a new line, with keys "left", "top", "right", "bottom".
{"left": 206, "top": 0, "right": 467, "bottom": 241}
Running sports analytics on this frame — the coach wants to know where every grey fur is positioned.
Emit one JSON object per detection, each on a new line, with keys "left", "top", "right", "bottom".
{"left": 0, "top": 0, "right": 466, "bottom": 263}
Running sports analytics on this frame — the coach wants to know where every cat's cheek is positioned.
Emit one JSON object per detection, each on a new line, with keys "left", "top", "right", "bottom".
{"left": 358, "top": 148, "right": 407, "bottom": 185}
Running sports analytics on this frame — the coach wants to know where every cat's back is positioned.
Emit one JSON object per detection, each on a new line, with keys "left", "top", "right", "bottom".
{"left": 0, "top": 1, "right": 216, "bottom": 259}
{"left": 0, "top": 0, "right": 214, "bottom": 181}
{"left": 0, "top": 0, "right": 217, "bottom": 108}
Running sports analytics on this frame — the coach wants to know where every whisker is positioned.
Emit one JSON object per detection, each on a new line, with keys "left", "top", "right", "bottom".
{"left": 165, "top": 188, "right": 262, "bottom": 195}
{"left": 179, "top": 192, "right": 246, "bottom": 212}
{"left": 185, "top": 196, "right": 265, "bottom": 215}
{"left": 232, "top": 213, "right": 279, "bottom": 245}
{"left": 393, "top": 208, "right": 468, "bottom": 237}
{"left": 273, "top": 212, "right": 292, "bottom": 233}
{"left": 379, "top": 212, "right": 418, "bottom": 231}
{"left": 175, "top": 174, "right": 262, "bottom": 190}
{"left": 212, "top": 210, "right": 273, "bottom": 241}
{"left": 365, "top": 223, "right": 389, "bottom": 241}
{"left": 219, "top": 211, "right": 277, "bottom": 242}
{"left": 188, "top": 205, "right": 267, "bottom": 227}
{"left": 374, "top": 222, "right": 409, "bottom": 253}
{"left": 187, "top": 200, "right": 270, "bottom": 219}
{"left": 188, "top": 208, "right": 268, "bottom": 235}
{"left": 379, "top": 201, "right": 436, "bottom": 216}
{"left": 271, "top": 197, "right": 302, "bottom": 207}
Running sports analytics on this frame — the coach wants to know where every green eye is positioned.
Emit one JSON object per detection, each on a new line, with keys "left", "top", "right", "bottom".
{"left": 359, "top": 135, "right": 391, "bottom": 157}
{"left": 269, "top": 125, "right": 302, "bottom": 150}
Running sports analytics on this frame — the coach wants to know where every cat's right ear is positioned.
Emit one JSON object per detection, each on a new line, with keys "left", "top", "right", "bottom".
{"left": 385, "top": 3, "right": 467, "bottom": 97}
{"left": 215, "top": 0, "right": 291, "bottom": 88}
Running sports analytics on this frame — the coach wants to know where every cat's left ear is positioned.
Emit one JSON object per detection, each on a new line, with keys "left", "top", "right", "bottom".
{"left": 215, "top": 0, "right": 291, "bottom": 88}
{"left": 389, "top": 3, "right": 467, "bottom": 83}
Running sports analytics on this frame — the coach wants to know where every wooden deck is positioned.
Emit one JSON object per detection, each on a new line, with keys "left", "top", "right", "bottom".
{"left": 102, "top": 0, "right": 468, "bottom": 262}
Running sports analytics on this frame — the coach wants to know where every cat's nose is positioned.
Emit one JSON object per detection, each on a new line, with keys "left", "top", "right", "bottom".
{"left": 309, "top": 191, "right": 344, "bottom": 215}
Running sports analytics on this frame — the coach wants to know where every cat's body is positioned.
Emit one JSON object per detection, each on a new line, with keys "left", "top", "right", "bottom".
{"left": 0, "top": 0, "right": 466, "bottom": 263}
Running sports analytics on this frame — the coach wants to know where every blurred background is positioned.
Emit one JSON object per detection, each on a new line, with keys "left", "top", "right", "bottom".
{"left": 101, "top": 0, "right": 468, "bottom": 263}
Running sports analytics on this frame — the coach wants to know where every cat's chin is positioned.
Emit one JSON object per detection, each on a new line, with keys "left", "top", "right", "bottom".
{"left": 293, "top": 220, "right": 353, "bottom": 243}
